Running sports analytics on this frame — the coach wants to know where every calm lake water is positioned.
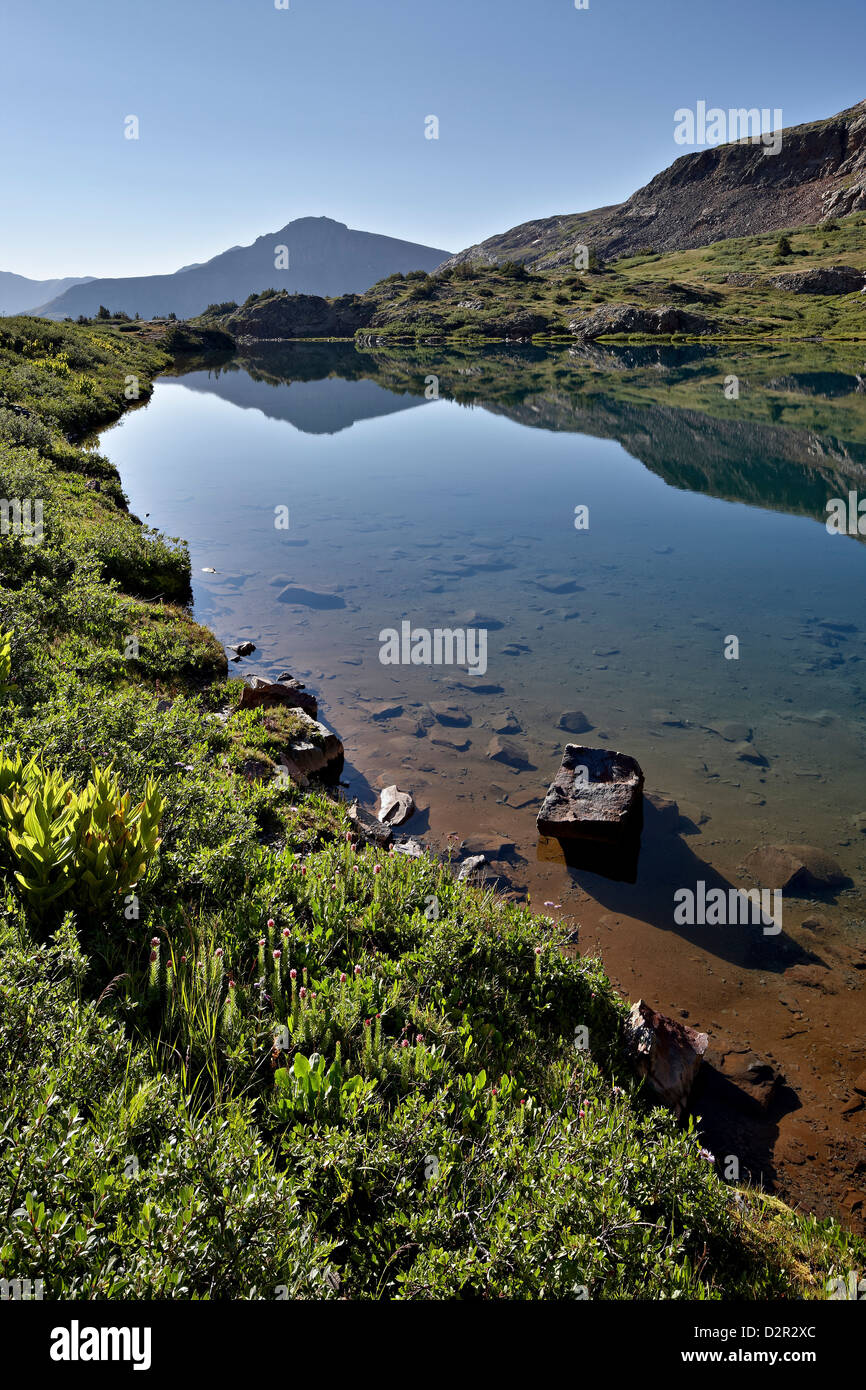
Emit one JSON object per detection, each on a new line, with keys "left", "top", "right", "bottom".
{"left": 101, "top": 344, "right": 866, "bottom": 887}
{"left": 101, "top": 341, "right": 866, "bottom": 1221}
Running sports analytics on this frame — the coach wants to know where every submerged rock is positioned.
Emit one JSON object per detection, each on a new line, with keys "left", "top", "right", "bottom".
{"left": 744, "top": 844, "right": 849, "bottom": 894}
{"left": 557, "top": 709, "right": 593, "bottom": 735}
{"left": 734, "top": 741, "right": 768, "bottom": 766}
{"left": 487, "top": 736, "right": 535, "bottom": 770}
{"left": 537, "top": 745, "right": 644, "bottom": 841}
{"left": 276, "top": 585, "right": 346, "bottom": 610}
{"left": 459, "top": 835, "right": 516, "bottom": 858}
{"left": 645, "top": 792, "right": 681, "bottom": 834}
{"left": 369, "top": 700, "right": 404, "bottom": 721}
{"left": 491, "top": 710, "right": 522, "bottom": 735}
{"left": 625, "top": 1000, "right": 708, "bottom": 1117}
{"left": 714, "top": 1048, "right": 784, "bottom": 1116}
{"left": 535, "top": 575, "right": 582, "bottom": 594}
{"left": 429, "top": 701, "right": 471, "bottom": 727}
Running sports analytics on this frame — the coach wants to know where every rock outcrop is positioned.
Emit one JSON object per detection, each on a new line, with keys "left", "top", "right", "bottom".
{"left": 223, "top": 290, "right": 376, "bottom": 340}
{"left": 570, "top": 304, "right": 717, "bottom": 340}
{"left": 279, "top": 711, "right": 344, "bottom": 784}
{"left": 240, "top": 674, "right": 318, "bottom": 718}
{"left": 446, "top": 100, "right": 866, "bottom": 270}
{"left": 625, "top": 1000, "right": 708, "bottom": 1117}
{"left": 766, "top": 265, "right": 865, "bottom": 295}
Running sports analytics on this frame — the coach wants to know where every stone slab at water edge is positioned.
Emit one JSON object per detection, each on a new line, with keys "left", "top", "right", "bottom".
{"left": 537, "top": 745, "right": 644, "bottom": 841}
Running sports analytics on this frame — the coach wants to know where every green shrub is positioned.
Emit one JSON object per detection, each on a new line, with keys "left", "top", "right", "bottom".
{"left": 0, "top": 755, "right": 165, "bottom": 923}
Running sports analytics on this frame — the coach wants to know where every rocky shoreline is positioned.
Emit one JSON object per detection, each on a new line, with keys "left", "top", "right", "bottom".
{"left": 229, "top": 659, "right": 865, "bottom": 1230}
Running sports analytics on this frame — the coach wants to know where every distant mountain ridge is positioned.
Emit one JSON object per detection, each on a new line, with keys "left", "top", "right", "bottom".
{"left": 0, "top": 271, "right": 94, "bottom": 316}
{"left": 32, "top": 218, "right": 452, "bottom": 320}
{"left": 447, "top": 100, "right": 866, "bottom": 270}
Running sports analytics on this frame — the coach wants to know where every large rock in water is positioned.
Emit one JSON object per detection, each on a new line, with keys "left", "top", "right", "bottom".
{"left": 744, "top": 843, "right": 849, "bottom": 894}
{"left": 625, "top": 1001, "right": 708, "bottom": 1117}
{"left": 537, "top": 745, "right": 644, "bottom": 841}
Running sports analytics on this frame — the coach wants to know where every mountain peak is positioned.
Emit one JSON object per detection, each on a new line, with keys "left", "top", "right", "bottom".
{"left": 28, "top": 221, "right": 452, "bottom": 320}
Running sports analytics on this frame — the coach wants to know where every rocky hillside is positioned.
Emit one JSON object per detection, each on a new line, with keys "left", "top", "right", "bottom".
{"left": 226, "top": 216, "right": 866, "bottom": 343}
{"left": 212, "top": 288, "right": 376, "bottom": 339}
{"left": 32, "top": 217, "right": 451, "bottom": 321}
{"left": 448, "top": 101, "right": 866, "bottom": 271}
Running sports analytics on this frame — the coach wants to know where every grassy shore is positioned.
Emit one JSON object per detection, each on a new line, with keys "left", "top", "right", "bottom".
{"left": 0, "top": 314, "right": 863, "bottom": 1299}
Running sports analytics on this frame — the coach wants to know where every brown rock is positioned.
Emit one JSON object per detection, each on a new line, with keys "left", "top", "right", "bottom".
{"left": 716, "top": 1048, "right": 783, "bottom": 1115}
{"left": 537, "top": 745, "right": 643, "bottom": 841}
{"left": 429, "top": 701, "right": 471, "bottom": 728}
{"left": 240, "top": 675, "right": 318, "bottom": 718}
{"left": 557, "top": 709, "right": 593, "bottom": 735}
{"left": 487, "top": 736, "right": 534, "bottom": 770}
{"left": 348, "top": 800, "right": 392, "bottom": 846}
{"left": 744, "top": 844, "right": 849, "bottom": 894}
{"left": 431, "top": 736, "right": 471, "bottom": 753}
{"left": 491, "top": 710, "right": 522, "bottom": 734}
{"left": 625, "top": 1000, "right": 708, "bottom": 1117}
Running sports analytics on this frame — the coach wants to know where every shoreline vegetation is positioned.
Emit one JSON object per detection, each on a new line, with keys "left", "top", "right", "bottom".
{"left": 1, "top": 313, "right": 864, "bottom": 1299}
{"left": 187, "top": 214, "right": 866, "bottom": 346}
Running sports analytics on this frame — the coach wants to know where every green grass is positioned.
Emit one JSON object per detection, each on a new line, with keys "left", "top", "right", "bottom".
{"left": 0, "top": 316, "right": 863, "bottom": 1299}
{"left": 333, "top": 213, "right": 866, "bottom": 343}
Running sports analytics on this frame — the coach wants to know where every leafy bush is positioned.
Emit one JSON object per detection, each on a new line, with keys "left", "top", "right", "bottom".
{"left": 0, "top": 627, "right": 13, "bottom": 698}
{"left": 0, "top": 754, "right": 165, "bottom": 924}
{"left": 0, "top": 924, "right": 337, "bottom": 1299}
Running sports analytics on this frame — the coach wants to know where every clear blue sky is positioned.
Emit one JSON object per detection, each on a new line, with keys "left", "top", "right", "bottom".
{"left": 2, "top": 0, "right": 864, "bottom": 278}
